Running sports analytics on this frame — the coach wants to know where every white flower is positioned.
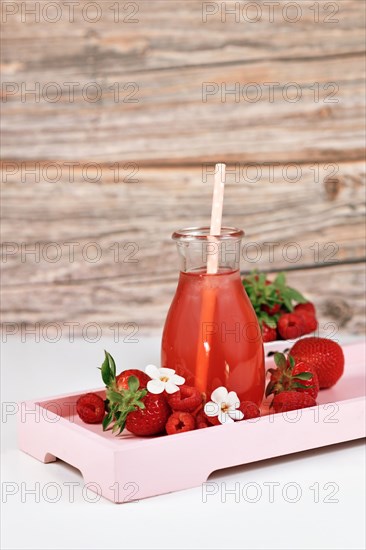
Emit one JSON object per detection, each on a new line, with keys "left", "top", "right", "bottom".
{"left": 204, "top": 387, "right": 244, "bottom": 424}
{"left": 145, "top": 365, "right": 185, "bottom": 395}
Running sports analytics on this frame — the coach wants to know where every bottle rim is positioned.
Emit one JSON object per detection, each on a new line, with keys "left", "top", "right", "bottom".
{"left": 172, "top": 226, "right": 244, "bottom": 241}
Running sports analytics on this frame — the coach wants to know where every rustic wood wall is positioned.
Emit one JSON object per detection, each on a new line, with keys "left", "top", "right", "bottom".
{"left": 1, "top": 0, "right": 365, "bottom": 337}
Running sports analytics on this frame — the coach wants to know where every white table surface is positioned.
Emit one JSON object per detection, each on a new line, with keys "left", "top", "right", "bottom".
{"left": 1, "top": 336, "right": 365, "bottom": 550}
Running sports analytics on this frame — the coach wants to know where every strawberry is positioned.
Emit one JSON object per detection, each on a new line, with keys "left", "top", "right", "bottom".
{"left": 243, "top": 271, "right": 314, "bottom": 342}
{"left": 100, "top": 352, "right": 152, "bottom": 424}
{"left": 100, "top": 351, "right": 171, "bottom": 436}
{"left": 261, "top": 281, "right": 281, "bottom": 315}
{"left": 266, "top": 352, "right": 319, "bottom": 399}
{"left": 116, "top": 369, "right": 150, "bottom": 390}
{"left": 76, "top": 393, "right": 105, "bottom": 424}
{"left": 261, "top": 321, "right": 277, "bottom": 342}
{"left": 195, "top": 410, "right": 212, "bottom": 429}
{"left": 243, "top": 273, "right": 281, "bottom": 322}
{"left": 167, "top": 384, "right": 203, "bottom": 412}
{"left": 243, "top": 271, "right": 307, "bottom": 334}
{"left": 290, "top": 337, "right": 344, "bottom": 389}
{"left": 262, "top": 303, "right": 281, "bottom": 316}
{"left": 272, "top": 391, "right": 316, "bottom": 413}
{"left": 277, "top": 313, "right": 305, "bottom": 340}
{"left": 166, "top": 411, "right": 195, "bottom": 435}
{"left": 294, "top": 302, "right": 316, "bottom": 316}
{"left": 239, "top": 401, "right": 261, "bottom": 419}
{"left": 126, "top": 392, "right": 171, "bottom": 436}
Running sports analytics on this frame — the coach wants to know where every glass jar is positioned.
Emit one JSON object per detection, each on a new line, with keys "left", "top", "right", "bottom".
{"left": 161, "top": 227, "right": 265, "bottom": 406}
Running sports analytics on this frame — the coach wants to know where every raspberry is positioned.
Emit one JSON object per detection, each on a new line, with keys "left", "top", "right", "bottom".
{"left": 277, "top": 313, "right": 305, "bottom": 340}
{"left": 206, "top": 413, "right": 220, "bottom": 426}
{"left": 239, "top": 401, "right": 261, "bottom": 419}
{"left": 195, "top": 410, "right": 212, "bottom": 429}
{"left": 206, "top": 402, "right": 260, "bottom": 424}
{"left": 166, "top": 412, "right": 196, "bottom": 435}
{"left": 167, "top": 384, "right": 203, "bottom": 412}
{"left": 76, "top": 393, "right": 105, "bottom": 424}
{"left": 294, "top": 302, "right": 316, "bottom": 316}
{"left": 296, "top": 311, "right": 318, "bottom": 335}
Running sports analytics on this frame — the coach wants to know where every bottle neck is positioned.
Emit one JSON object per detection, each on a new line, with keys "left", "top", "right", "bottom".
{"left": 176, "top": 238, "right": 242, "bottom": 273}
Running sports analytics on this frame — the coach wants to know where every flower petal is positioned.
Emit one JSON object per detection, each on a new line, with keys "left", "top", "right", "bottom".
{"left": 172, "top": 374, "right": 185, "bottom": 386}
{"left": 210, "top": 386, "right": 228, "bottom": 405}
{"left": 204, "top": 401, "right": 219, "bottom": 417}
{"left": 159, "top": 367, "right": 175, "bottom": 378}
{"left": 145, "top": 364, "right": 161, "bottom": 380}
{"left": 147, "top": 379, "right": 165, "bottom": 394}
{"left": 226, "top": 391, "right": 240, "bottom": 408}
{"left": 218, "top": 411, "right": 234, "bottom": 424}
{"left": 228, "top": 409, "right": 244, "bottom": 421}
{"left": 165, "top": 381, "right": 180, "bottom": 394}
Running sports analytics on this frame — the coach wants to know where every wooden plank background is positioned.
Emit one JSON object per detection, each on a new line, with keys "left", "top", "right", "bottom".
{"left": 1, "top": 0, "right": 365, "bottom": 336}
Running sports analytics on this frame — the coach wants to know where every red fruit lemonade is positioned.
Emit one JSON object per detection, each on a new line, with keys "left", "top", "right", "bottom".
{"left": 161, "top": 228, "right": 265, "bottom": 405}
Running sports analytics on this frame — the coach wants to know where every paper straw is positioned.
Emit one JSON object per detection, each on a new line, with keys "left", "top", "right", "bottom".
{"left": 207, "top": 163, "right": 226, "bottom": 274}
{"left": 196, "top": 163, "right": 226, "bottom": 396}
{"left": 195, "top": 283, "right": 216, "bottom": 395}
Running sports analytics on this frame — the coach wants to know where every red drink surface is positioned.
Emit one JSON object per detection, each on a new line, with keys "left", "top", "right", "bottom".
{"left": 161, "top": 269, "right": 265, "bottom": 405}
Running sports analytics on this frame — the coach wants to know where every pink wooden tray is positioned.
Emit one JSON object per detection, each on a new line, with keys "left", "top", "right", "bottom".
{"left": 18, "top": 341, "right": 366, "bottom": 503}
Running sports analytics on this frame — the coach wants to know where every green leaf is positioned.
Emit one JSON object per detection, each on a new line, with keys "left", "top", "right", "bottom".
{"left": 101, "top": 353, "right": 113, "bottom": 386}
{"left": 128, "top": 375, "right": 140, "bottom": 392}
{"left": 102, "top": 412, "right": 113, "bottom": 431}
{"left": 286, "top": 287, "right": 307, "bottom": 303}
{"left": 105, "top": 350, "right": 116, "bottom": 377}
{"left": 294, "top": 371, "right": 313, "bottom": 381}
{"left": 274, "top": 352, "right": 287, "bottom": 369}
{"left": 274, "top": 272, "right": 286, "bottom": 287}
{"left": 288, "top": 355, "right": 295, "bottom": 368}
{"left": 106, "top": 390, "right": 124, "bottom": 404}
{"left": 112, "top": 422, "right": 122, "bottom": 434}
{"left": 265, "top": 381, "right": 276, "bottom": 397}
{"left": 118, "top": 403, "right": 136, "bottom": 414}
{"left": 260, "top": 312, "right": 277, "bottom": 328}
{"left": 292, "top": 382, "right": 314, "bottom": 389}
{"left": 282, "top": 295, "right": 293, "bottom": 312}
